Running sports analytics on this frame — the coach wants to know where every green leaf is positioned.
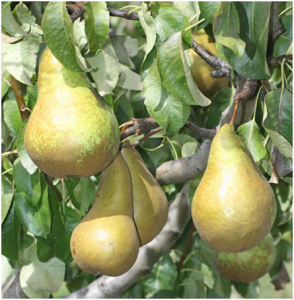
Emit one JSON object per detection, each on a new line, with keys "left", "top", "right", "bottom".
{"left": 68, "top": 177, "right": 96, "bottom": 218}
{"left": 182, "top": 142, "right": 198, "bottom": 158}
{"left": 138, "top": 3, "right": 157, "bottom": 71}
{"left": 213, "top": 275, "right": 231, "bottom": 298}
{"left": 273, "top": 16, "right": 293, "bottom": 57}
{"left": 111, "top": 36, "right": 135, "bottom": 69}
{"left": 263, "top": 88, "right": 293, "bottom": 158}
{"left": 157, "top": 31, "right": 210, "bottom": 106}
{"left": 16, "top": 120, "right": 38, "bottom": 174}
{"left": 173, "top": 2, "right": 200, "bottom": 25}
{"left": 42, "top": 2, "right": 84, "bottom": 72}
{"left": 12, "top": 2, "right": 43, "bottom": 35}
{"left": 1, "top": 2, "right": 27, "bottom": 37}
{"left": 206, "top": 87, "right": 233, "bottom": 129}
{"left": 64, "top": 204, "right": 80, "bottom": 236}
{"left": 2, "top": 35, "right": 40, "bottom": 85}
{"left": 1, "top": 201, "right": 21, "bottom": 260}
{"left": 143, "top": 64, "right": 190, "bottom": 135}
{"left": 236, "top": 120, "right": 269, "bottom": 164}
{"left": 213, "top": 2, "right": 245, "bottom": 59}
{"left": 36, "top": 187, "right": 71, "bottom": 263}
{"left": 20, "top": 242, "right": 65, "bottom": 296}
{"left": 13, "top": 158, "right": 41, "bottom": 207}
{"left": 14, "top": 175, "right": 52, "bottom": 237}
{"left": 150, "top": 3, "right": 189, "bottom": 44}
{"left": 1, "top": 176, "right": 13, "bottom": 223}
{"left": 198, "top": 2, "right": 221, "bottom": 24}
{"left": 170, "top": 134, "right": 198, "bottom": 158}
{"left": 84, "top": 1, "right": 109, "bottom": 52}
{"left": 87, "top": 37, "right": 119, "bottom": 96}
{"left": 3, "top": 99, "right": 22, "bottom": 137}
{"left": 1, "top": 68, "right": 11, "bottom": 98}
{"left": 117, "top": 64, "right": 142, "bottom": 91}
{"left": 221, "top": 2, "right": 271, "bottom": 79}
{"left": 143, "top": 253, "right": 177, "bottom": 296}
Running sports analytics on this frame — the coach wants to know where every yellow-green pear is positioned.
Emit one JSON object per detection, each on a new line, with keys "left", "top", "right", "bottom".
{"left": 70, "top": 151, "right": 140, "bottom": 276}
{"left": 214, "top": 234, "right": 276, "bottom": 282}
{"left": 189, "top": 29, "right": 230, "bottom": 99}
{"left": 121, "top": 146, "right": 168, "bottom": 246}
{"left": 24, "top": 49, "right": 120, "bottom": 178}
{"left": 192, "top": 124, "right": 277, "bottom": 253}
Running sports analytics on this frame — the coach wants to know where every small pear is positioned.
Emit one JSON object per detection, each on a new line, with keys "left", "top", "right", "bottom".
{"left": 214, "top": 234, "right": 276, "bottom": 282}
{"left": 70, "top": 152, "right": 140, "bottom": 276}
{"left": 192, "top": 124, "right": 277, "bottom": 253}
{"left": 121, "top": 146, "right": 168, "bottom": 246}
{"left": 25, "top": 49, "right": 120, "bottom": 178}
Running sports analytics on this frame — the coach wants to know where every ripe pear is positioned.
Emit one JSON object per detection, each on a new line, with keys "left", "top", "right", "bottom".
{"left": 121, "top": 146, "right": 168, "bottom": 246}
{"left": 192, "top": 124, "right": 277, "bottom": 253}
{"left": 24, "top": 49, "right": 120, "bottom": 178}
{"left": 189, "top": 29, "right": 230, "bottom": 98}
{"left": 70, "top": 151, "right": 140, "bottom": 276}
{"left": 214, "top": 234, "right": 276, "bottom": 282}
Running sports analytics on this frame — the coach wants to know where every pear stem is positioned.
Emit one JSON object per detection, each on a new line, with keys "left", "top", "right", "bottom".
{"left": 10, "top": 76, "right": 30, "bottom": 122}
{"left": 229, "top": 99, "right": 240, "bottom": 125}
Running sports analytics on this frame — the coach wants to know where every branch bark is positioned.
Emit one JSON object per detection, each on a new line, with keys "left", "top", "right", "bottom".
{"left": 61, "top": 185, "right": 191, "bottom": 299}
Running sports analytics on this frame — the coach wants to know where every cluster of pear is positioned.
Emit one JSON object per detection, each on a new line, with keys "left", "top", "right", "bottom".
{"left": 25, "top": 49, "right": 168, "bottom": 276}
{"left": 192, "top": 124, "right": 277, "bottom": 282}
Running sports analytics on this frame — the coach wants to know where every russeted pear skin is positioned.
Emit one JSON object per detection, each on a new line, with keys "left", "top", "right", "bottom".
{"left": 70, "top": 152, "right": 140, "bottom": 276}
{"left": 192, "top": 124, "right": 277, "bottom": 253}
{"left": 214, "top": 234, "right": 276, "bottom": 282}
{"left": 121, "top": 147, "right": 168, "bottom": 246}
{"left": 24, "top": 49, "right": 120, "bottom": 178}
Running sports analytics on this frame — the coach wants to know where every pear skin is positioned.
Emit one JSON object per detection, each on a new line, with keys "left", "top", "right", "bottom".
{"left": 121, "top": 146, "right": 168, "bottom": 246}
{"left": 24, "top": 49, "right": 120, "bottom": 178}
{"left": 70, "top": 152, "right": 140, "bottom": 276}
{"left": 192, "top": 124, "right": 277, "bottom": 253}
{"left": 214, "top": 234, "right": 276, "bottom": 282}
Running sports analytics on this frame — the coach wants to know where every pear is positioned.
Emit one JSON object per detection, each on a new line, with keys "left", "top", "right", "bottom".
{"left": 214, "top": 234, "right": 276, "bottom": 282}
{"left": 24, "top": 49, "right": 120, "bottom": 178}
{"left": 189, "top": 29, "right": 230, "bottom": 99}
{"left": 121, "top": 146, "right": 168, "bottom": 246}
{"left": 70, "top": 151, "right": 140, "bottom": 276}
{"left": 192, "top": 124, "right": 276, "bottom": 253}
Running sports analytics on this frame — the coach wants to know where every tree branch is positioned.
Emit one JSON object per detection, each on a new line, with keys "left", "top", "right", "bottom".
{"left": 61, "top": 185, "right": 191, "bottom": 298}
{"left": 108, "top": 7, "right": 139, "bottom": 20}
{"left": 271, "top": 261, "right": 291, "bottom": 290}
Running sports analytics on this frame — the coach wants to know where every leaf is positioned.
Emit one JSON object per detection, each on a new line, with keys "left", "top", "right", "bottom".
{"left": 170, "top": 134, "right": 198, "bottom": 158}
{"left": 198, "top": 2, "right": 221, "bottom": 24}
{"left": 213, "top": 275, "right": 231, "bottom": 298}
{"left": 36, "top": 187, "right": 71, "bottom": 263}
{"left": 150, "top": 3, "right": 189, "bottom": 44}
{"left": 16, "top": 120, "right": 38, "bottom": 174}
{"left": 182, "top": 142, "right": 198, "bottom": 158}
{"left": 117, "top": 64, "right": 142, "bottom": 91}
{"left": 1, "top": 176, "right": 13, "bottom": 223}
{"left": 1, "top": 68, "right": 11, "bottom": 98}
{"left": 143, "top": 253, "right": 177, "bottom": 297}
{"left": 12, "top": 2, "right": 43, "bottom": 35}
{"left": 14, "top": 175, "right": 52, "bottom": 237}
{"left": 1, "top": 201, "right": 21, "bottom": 260}
{"left": 20, "top": 242, "right": 65, "bottom": 296}
{"left": 263, "top": 88, "right": 293, "bottom": 158}
{"left": 1, "top": 32, "right": 23, "bottom": 43}
{"left": 84, "top": 1, "right": 109, "bottom": 52}
{"left": 138, "top": 3, "right": 157, "bottom": 71}
{"left": 221, "top": 2, "right": 271, "bottom": 79}
{"left": 13, "top": 158, "right": 41, "bottom": 207}
{"left": 111, "top": 36, "right": 135, "bottom": 69}
{"left": 143, "top": 64, "right": 190, "bottom": 135}
{"left": 87, "top": 37, "right": 119, "bottom": 96}
{"left": 273, "top": 15, "right": 293, "bottom": 57}
{"left": 3, "top": 99, "right": 22, "bottom": 136}
{"left": 236, "top": 120, "right": 269, "bottom": 164}
{"left": 42, "top": 2, "right": 84, "bottom": 72}
{"left": 1, "top": 35, "right": 40, "bottom": 85}
{"left": 173, "top": 2, "right": 200, "bottom": 25}
{"left": 64, "top": 204, "right": 80, "bottom": 236}
{"left": 213, "top": 2, "right": 246, "bottom": 59}
{"left": 1, "top": 2, "right": 27, "bottom": 37}
{"left": 157, "top": 32, "right": 210, "bottom": 107}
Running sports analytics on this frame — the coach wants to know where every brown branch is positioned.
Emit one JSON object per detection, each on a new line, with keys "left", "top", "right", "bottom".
{"left": 10, "top": 76, "right": 30, "bottom": 122}
{"left": 185, "top": 122, "right": 216, "bottom": 139}
{"left": 268, "top": 54, "right": 293, "bottom": 67}
{"left": 191, "top": 39, "right": 232, "bottom": 79}
{"left": 108, "top": 7, "right": 139, "bottom": 20}
{"left": 66, "top": 2, "right": 86, "bottom": 22}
